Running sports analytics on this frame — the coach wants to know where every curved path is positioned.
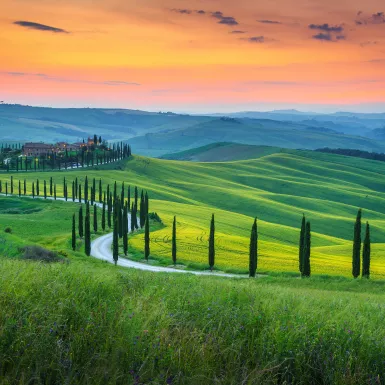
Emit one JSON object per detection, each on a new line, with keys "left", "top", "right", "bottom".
{"left": 1, "top": 193, "right": 250, "bottom": 278}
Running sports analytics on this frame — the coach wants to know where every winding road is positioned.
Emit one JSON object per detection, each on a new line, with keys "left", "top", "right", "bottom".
{"left": 1, "top": 193, "right": 249, "bottom": 278}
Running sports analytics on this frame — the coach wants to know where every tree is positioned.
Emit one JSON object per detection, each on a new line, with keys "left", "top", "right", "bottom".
{"left": 78, "top": 184, "right": 82, "bottom": 203}
{"left": 50, "top": 177, "right": 53, "bottom": 196}
{"left": 249, "top": 218, "right": 258, "bottom": 277}
{"left": 36, "top": 179, "right": 39, "bottom": 196}
{"left": 85, "top": 203, "right": 91, "bottom": 256}
{"left": 32, "top": 182, "right": 35, "bottom": 198}
{"left": 84, "top": 176, "right": 88, "bottom": 203}
{"left": 99, "top": 179, "right": 102, "bottom": 203}
{"left": 123, "top": 203, "right": 128, "bottom": 256}
{"left": 72, "top": 214, "right": 76, "bottom": 251}
{"left": 78, "top": 205, "right": 84, "bottom": 238}
{"left": 54, "top": 184, "right": 57, "bottom": 200}
{"left": 113, "top": 216, "right": 119, "bottom": 265}
{"left": 145, "top": 191, "right": 149, "bottom": 216}
{"left": 121, "top": 182, "right": 125, "bottom": 206}
{"left": 362, "top": 222, "right": 371, "bottom": 279}
{"left": 208, "top": 214, "right": 215, "bottom": 271}
{"left": 352, "top": 209, "right": 362, "bottom": 278}
{"left": 144, "top": 214, "right": 150, "bottom": 261}
{"left": 72, "top": 181, "right": 75, "bottom": 202}
{"left": 44, "top": 180, "right": 47, "bottom": 199}
{"left": 172, "top": 215, "right": 177, "bottom": 265}
{"left": 140, "top": 190, "right": 145, "bottom": 228}
{"left": 299, "top": 214, "right": 306, "bottom": 274}
{"left": 93, "top": 204, "right": 98, "bottom": 233}
{"left": 102, "top": 198, "right": 106, "bottom": 231}
{"left": 302, "top": 222, "right": 311, "bottom": 277}
{"left": 131, "top": 203, "right": 135, "bottom": 232}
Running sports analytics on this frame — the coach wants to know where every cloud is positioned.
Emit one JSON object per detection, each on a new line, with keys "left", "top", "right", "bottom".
{"left": 241, "top": 36, "right": 265, "bottom": 43}
{"left": 211, "top": 11, "right": 239, "bottom": 26}
{"left": 13, "top": 21, "right": 69, "bottom": 33}
{"left": 196, "top": 10, "right": 205, "bottom": 15}
{"left": 309, "top": 23, "right": 345, "bottom": 42}
{"left": 1, "top": 72, "right": 140, "bottom": 86}
{"left": 356, "top": 11, "right": 385, "bottom": 25}
{"left": 230, "top": 30, "right": 246, "bottom": 34}
{"left": 309, "top": 23, "right": 344, "bottom": 33}
{"left": 171, "top": 9, "right": 192, "bottom": 15}
{"left": 312, "top": 33, "right": 333, "bottom": 41}
{"left": 257, "top": 20, "right": 282, "bottom": 24}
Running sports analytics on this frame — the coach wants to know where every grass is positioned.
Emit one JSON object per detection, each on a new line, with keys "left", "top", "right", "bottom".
{"left": 3, "top": 256, "right": 385, "bottom": 384}
{"left": 1, "top": 149, "right": 385, "bottom": 277}
{"left": 2, "top": 187, "right": 385, "bottom": 383}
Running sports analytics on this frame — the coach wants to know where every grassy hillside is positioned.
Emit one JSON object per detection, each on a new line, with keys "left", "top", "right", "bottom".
{"left": 161, "top": 143, "right": 283, "bottom": 162}
{"left": 2, "top": 197, "right": 385, "bottom": 383}
{"left": 2, "top": 149, "right": 385, "bottom": 278}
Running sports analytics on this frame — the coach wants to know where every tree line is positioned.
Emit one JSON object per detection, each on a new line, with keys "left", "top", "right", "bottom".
{"left": 1, "top": 142, "right": 131, "bottom": 172}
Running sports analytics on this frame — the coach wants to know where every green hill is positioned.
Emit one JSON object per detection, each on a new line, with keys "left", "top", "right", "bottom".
{"left": 130, "top": 117, "right": 385, "bottom": 157}
{"left": 2, "top": 149, "right": 385, "bottom": 277}
{"left": 161, "top": 142, "right": 283, "bottom": 161}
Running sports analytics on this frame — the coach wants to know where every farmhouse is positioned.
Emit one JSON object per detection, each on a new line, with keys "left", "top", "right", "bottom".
{"left": 23, "top": 142, "right": 54, "bottom": 156}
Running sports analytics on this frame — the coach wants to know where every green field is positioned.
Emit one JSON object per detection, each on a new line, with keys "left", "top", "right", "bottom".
{"left": 1, "top": 148, "right": 385, "bottom": 277}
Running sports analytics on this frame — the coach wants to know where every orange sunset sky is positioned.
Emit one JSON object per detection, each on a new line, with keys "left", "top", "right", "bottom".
{"left": 1, "top": 0, "right": 385, "bottom": 112}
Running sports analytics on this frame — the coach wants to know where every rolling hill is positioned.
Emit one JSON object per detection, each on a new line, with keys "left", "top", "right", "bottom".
{"left": 2, "top": 149, "right": 385, "bottom": 277}
{"left": 2, "top": 104, "right": 385, "bottom": 157}
{"left": 161, "top": 142, "right": 283, "bottom": 161}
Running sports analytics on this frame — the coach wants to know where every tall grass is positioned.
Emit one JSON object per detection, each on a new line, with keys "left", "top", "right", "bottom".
{"left": 1, "top": 258, "right": 385, "bottom": 384}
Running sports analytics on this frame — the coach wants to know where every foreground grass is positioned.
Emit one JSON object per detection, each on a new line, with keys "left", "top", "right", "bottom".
{"left": 2, "top": 258, "right": 385, "bottom": 384}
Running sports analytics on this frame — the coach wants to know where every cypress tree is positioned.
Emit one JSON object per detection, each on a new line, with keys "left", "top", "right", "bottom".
{"left": 123, "top": 203, "right": 128, "bottom": 256}
{"left": 63, "top": 177, "right": 66, "bottom": 200}
{"left": 131, "top": 203, "right": 135, "bottom": 232}
{"left": 113, "top": 216, "right": 119, "bottom": 265}
{"left": 85, "top": 203, "right": 91, "bottom": 256}
{"left": 208, "top": 214, "right": 215, "bottom": 271}
{"left": 302, "top": 222, "right": 311, "bottom": 277}
{"left": 72, "top": 181, "right": 75, "bottom": 202}
{"left": 140, "top": 190, "right": 145, "bottom": 228}
{"left": 75, "top": 177, "right": 78, "bottom": 199}
{"left": 99, "top": 179, "right": 102, "bottom": 203}
{"left": 145, "top": 191, "right": 149, "bottom": 216}
{"left": 127, "top": 185, "right": 131, "bottom": 211}
{"left": 78, "top": 185, "right": 82, "bottom": 203}
{"left": 10, "top": 176, "right": 13, "bottom": 194}
{"left": 54, "top": 184, "right": 57, "bottom": 200}
{"left": 134, "top": 186, "right": 138, "bottom": 209}
{"left": 362, "top": 222, "right": 371, "bottom": 279}
{"left": 299, "top": 214, "right": 306, "bottom": 274}
{"left": 352, "top": 209, "right": 362, "bottom": 278}
{"left": 172, "top": 215, "right": 177, "bottom": 265}
{"left": 144, "top": 214, "right": 150, "bottom": 261}
{"left": 36, "top": 179, "right": 39, "bottom": 196}
{"left": 72, "top": 214, "right": 76, "bottom": 251}
{"left": 93, "top": 204, "right": 98, "bottom": 233}
{"left": 23, "top": 179, "right": 26, "bottom": 195}
{"left": 134, "top": 203, "right": 139, "bottom": 229}
{"left": 32, "top": 182, "right": 35, "bottom": 198}
{"left": 90, "top": 186, "right": 94, "bottom": 206}
{"left": 107, "top": 193, "right": 112, "bottom": 228}
{"left": 79, "top": 205, "right": 84, "bottom": 238}
{"left": 84, "top": 176, "right": 88, "bottom": 203}
{"left": 50, "top": 177, "right": 53, "bottom": 196}
{"left": 18, "top": 180, "right": 21, "bottom": 197}
{"left": 92, "top": 178, "right": 96, "bottom": 204}
{"left": 249, "top": 218, "right": 258, "bottom": 277}
{"left": 44, "top": 180, "right": 47, "bottom": 199}
{"left": 121, "top": 182, "right": 124, "bottom": 206}
{"left": 102, "top": 198, "right": 106, "bottom": 231}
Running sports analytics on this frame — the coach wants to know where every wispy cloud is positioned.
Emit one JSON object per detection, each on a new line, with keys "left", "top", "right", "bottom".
{"left": 241, "top": 36, "right": 265, "bottom": 43}
{"left": 257, "top": 20, "right": 282, "bottom": 25}
{"left": 1, "top": 72, "right": 140, "bottom": 86}
{"left": 13, "top": 21, "right": 69, "bottom": 33}
{"left": 230, "top": 30, "right": 246, "bottom": 34}
{"left": 170, "top": 8, "right": 239, "bottom": 27}
{"left": 309, "top": 23, "right": 343, "bottom": 33}
{"left": 356, "top": 11, "right": 385, "bottom": 26}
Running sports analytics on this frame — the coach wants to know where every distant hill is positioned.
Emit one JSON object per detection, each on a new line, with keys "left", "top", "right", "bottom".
{"left": 1, "top": 104, "right": 385, "bottom": 157}
{"left": 161, "top": 142, "right": 283, "bottom": 162}
{"left": 130, "top": 117, "right": 385, "bottom": 157}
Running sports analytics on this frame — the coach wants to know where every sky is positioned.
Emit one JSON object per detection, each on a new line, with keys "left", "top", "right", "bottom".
{"left": 1, "top": 0, "right": 385, "bottom": 113}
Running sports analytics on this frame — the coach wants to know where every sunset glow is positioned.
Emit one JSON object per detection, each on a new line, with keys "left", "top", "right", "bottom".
{"left": 1, "top": 0, "right": 385, "bottom": 111}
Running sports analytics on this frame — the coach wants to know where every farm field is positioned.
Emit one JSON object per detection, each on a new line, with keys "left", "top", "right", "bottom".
{"left": 1, "top": 148, "right": 385, "bottom": 277}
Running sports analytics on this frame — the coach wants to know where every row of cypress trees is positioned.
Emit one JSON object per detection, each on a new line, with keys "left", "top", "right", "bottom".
{"left": 352, "top": 209, "right": 371, "bottom": 279}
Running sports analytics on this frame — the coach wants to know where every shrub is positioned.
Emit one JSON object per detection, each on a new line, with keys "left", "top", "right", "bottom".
{"left": 148, "top": 212, "right": 163, "bottom": 224}
{"left": 21, "top": 245, "right": 64, "bottom": 263}
{"left": 4, "top": 227, "right": 12, "bottom": 233}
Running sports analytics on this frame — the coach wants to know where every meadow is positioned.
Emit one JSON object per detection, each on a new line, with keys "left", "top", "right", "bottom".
{"left": 1, "top": 148, "right": 385, "bottom": 277}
